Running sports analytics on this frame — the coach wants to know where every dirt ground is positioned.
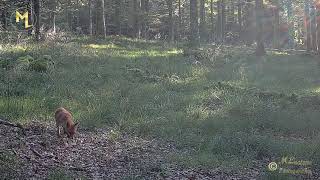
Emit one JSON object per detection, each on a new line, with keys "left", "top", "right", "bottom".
{"left": 0, "top": 122, "right": 318, "bottom": 180}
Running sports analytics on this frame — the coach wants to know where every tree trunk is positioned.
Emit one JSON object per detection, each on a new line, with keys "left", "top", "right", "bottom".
{"left": 310, "top": 5, "right": 317, "bottom": 51}
{"left": 77, "top": 0, "right": 81, "bottom": 28}
{"left": 199, "top": 0, "right": 206, "bottom": 42}
{"left": 178, "top": 0, "right": 182, "bottom": 39}
{"left": 210, "top": 0, "right": 214, "bottom": 41}
{"left": 28, "top": 0, "right": 33, "bottom": 35}
{"left": 316, "top": 1, "right": 320, "bottom": 53}
{"left": 145, "top": 0, "right": 149, "bottom": 38}
{"left": 133, "top": 0, "right": 140, "bottom": 38}
{"left": 50, "top": 0, "right": 56, "bottom": 33}
{"left": 115, "top": 0, "right": 121, "bottom": 35}
{"left": 33, "top": 0, "right": 40, "bottom": 41}
{"left": 304, "top": 0, "right": 311, "bottom": 51}
{"left": 67, "top": 0, "right": 72, "bottom": 31}
{"left": 101, "top": 0, "right": 107, "bottom": 38}
{"left": 89, "top": 0, "right": 93, "bottom": 35}
{"left": 167, "top": 0, "right": 174, "bottom": 42}
{"left": 141, "top": 0, "right": 149, "bottom": 38}
{"left": 94, "top": 0, "right": 99, "bottom": 35}
{"left": 217, "top": 0, "right": 221, "bottom": 41}
{"left": 273, "top": 2, "right": 280, "bottom": 49}
{"left": 221, "top": 0, "right": 226, "bottom": 42}
{"left": 237, "top": 0, "right": 242, "bottom": 40}
{"left": 255, "top": 0, "right": 266, "bottom": 56}
{"left": 286, "top": 0, "right": 294, "bottom": 48}
{"left": 231, "top": 1, "right": 235, "bottom": 24}
{"left": 53, "top": 11, "right": 56, "bottom": 33}
{"left": 190, "top": 0, "right": 199, "bottom": 46}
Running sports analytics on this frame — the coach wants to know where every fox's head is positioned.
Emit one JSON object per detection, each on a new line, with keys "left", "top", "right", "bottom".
{"left": 67, "top": 123, "right": 79, "bottom": 138}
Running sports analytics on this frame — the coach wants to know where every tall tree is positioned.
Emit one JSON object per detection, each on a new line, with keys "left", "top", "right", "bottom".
{"left": 304, "top": 0, "right": 311, "bottom": 51}
{"left": 221, "top": 0, "right": 226, "bottom": 42}
{"left": 237, "top": 0, "right": 242, "bottom": 39}
{"left": 286, "top": 0, "right": 294, "bottom": 48}
{"left": 199, "top": 0, "right": 206, "bottom": 42}
{"left": 217, "top": 0, "right": 222, "bottom": 41}
{"left": 141, "top": 0, "right": 149, "bottom": 38}
{"left": 190, "top": 0, "right": 199, "bottom": 46}
{"left": 167, "top": 0, "right": 174, "bottom": 42}
{"left": 230, "top": 1, "right": 235, "bottom": 23}
{"left": 102, "top": 0, "right": 107, "bottom": 38}
{"left": 89, "top": 0, "right": 93, "bottom": 35}
{"left": 67, "top": 0, "right": 72, "bottom": 31}
{"left": 255, "top": 0, "right": 266, "bottom": 56}
{"left": 273, "top": 1, "right": 280, "bottom": 49}
{"left": 115, "top": 0, "right": 121, "bottom": 34}
{"left": 178, "top": 0, "right": 182, "bottom": 39}
{"left": 33, "top": 0, "right": 40, "bottom": 41}
{"left": 310, "top": 4, "right": 317, "bottom": 51}
{"left": 28, "top": 0, "right": 33, "bottom": 36}
{"left": 210, "top": 0, "right": 214, "bottom": 41}
{"left": 49, "top": 0, "right": 56, "bottom": 33}
{"left": 133, "top": 0, "right": 140, "bottom": 38}
{"left": 316, "top": 0, "right": 320, "bottom": 53}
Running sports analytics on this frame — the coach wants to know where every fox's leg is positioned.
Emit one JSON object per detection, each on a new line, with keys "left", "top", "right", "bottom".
{"left": 56, "top": 124, "right": 61, "bottom": 137}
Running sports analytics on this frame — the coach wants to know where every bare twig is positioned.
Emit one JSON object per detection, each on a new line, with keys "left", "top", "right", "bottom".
{"left": 30, "top": 148, "right": 42, "bottom": 158}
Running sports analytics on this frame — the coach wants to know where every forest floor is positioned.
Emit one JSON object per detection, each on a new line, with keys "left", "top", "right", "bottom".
{"left": 0, "top": 122, "right": 269, "bottom": 180}
{"left": 2, "top": 122, "right": 319, "bottom": 179}
{"left": 1, "top": 36, "right": 320, "bottom": 179}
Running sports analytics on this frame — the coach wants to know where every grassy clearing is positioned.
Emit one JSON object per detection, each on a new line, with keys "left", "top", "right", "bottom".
{"left": 1, "top": 37, "right": 320, "bottom": 173}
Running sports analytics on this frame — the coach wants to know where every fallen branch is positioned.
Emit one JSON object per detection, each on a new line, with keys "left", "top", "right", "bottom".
{"left": 0, "top": 118, "right": 26, "bottom": 135}
{"left": 0, "top": 118, "right": 24, "bottom": 129}
{"left": 30, "top": 148, "right": 43, "bottom": 158}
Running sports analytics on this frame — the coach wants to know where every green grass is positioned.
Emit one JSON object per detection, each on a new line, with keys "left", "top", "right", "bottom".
{"left": 1, "top": 36, "right": 320, "bottom": 172}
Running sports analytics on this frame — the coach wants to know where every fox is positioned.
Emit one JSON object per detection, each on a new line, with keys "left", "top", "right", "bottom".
{"left": 55, "top": 107, "right": 79, "bottom": 138}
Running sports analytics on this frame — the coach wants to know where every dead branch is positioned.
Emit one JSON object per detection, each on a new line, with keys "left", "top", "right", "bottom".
{"left": 30, "top": 148, "right": 43, "bottom": 158}
{"left": 0, "top": 118, "right": 26, "bottom": 135}
{"left": 0, "top": 118, "right": 24, "bottom": 129}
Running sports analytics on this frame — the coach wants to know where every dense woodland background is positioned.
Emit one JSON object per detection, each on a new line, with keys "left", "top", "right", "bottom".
{"left": 1, "top": 0, "right": 320, "bottom": 54}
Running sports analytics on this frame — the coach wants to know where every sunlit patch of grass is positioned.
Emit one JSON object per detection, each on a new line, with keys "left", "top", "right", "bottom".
{"left": 312, "top": 87, "right": 320, "bottom": 94}
{"left": 269, "top": 50, "right": 290, "bottom": 55}
{"left": 111, "top": 49, "right": 182, "bottom": 58}
{"left": 3, "top": 45, "right": 27, "bottom": 52}
{"left": 84, "top": 43, "right": 122, "bottom": 49}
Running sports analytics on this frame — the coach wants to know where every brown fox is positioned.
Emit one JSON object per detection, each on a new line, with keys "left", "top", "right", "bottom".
{"left": 55, "top": 107, "right": 79, "bottom": 138}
